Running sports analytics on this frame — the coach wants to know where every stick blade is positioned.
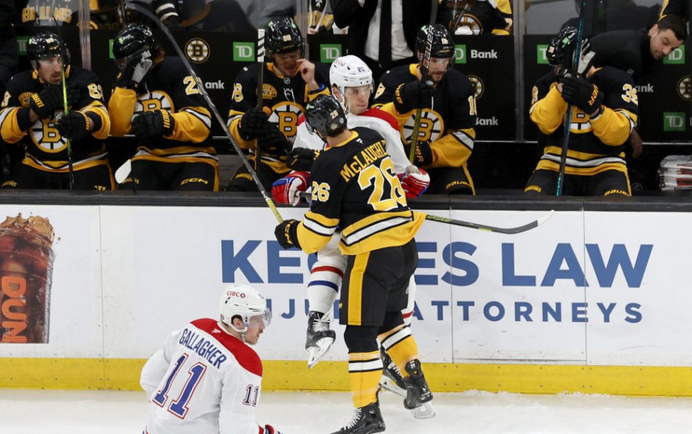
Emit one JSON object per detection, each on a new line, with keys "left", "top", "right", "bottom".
{"left": 114, "top": 159, "right": 132, "bottom": 184}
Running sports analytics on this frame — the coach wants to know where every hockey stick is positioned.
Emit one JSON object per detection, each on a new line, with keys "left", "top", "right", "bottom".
{"left": 556, "top": 0, "right": 588, "bottom": 196}
{"left": 424, "top": 210, "right": 554, "bottom": 234}
{"left": 409, "top": 24, "right": 434, "bottom": 163}
{"left": 126, "top": 3, "right": 284, "bottom": 223}
{"left": 255, "top": 29, "right": 265, "bottom": 173}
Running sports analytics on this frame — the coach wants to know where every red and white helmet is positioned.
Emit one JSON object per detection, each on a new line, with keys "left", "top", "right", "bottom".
{"left": 329, "top": 55, "right": 373, "bottom": 108}
{"left": 219, "top": 284, "right": 271, "bottom": 333}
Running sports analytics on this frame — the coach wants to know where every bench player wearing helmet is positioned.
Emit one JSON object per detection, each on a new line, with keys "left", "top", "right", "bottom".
{"left": 274, "top": 94, "right": 434, "bottom": 434}
{"left": 0, "top": 31, "right": 113, "bottom": 190}
{"left": 226, "top": 16, "right": 330, "bottom": 192}
{"left": 140, "top": 284, "right": 282, "bottom": 434}
{"left": 524, "top": 26, "right": 639, "bottom": 196}
{"left": 108, "top": 23, "right": 218, "bottom": 191}
{"left": 374, "top": 24, "right": 478, "bottom": 195}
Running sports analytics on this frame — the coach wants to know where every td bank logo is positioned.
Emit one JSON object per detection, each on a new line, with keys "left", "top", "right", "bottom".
{"left": 233, "top": 42, "right": 255, "bottom": 62}
{"left": 537, "top": 45, "right": 548, "bottom": 64}
{"left": 663, "top": 46, "right": 685, "bottom": 65}
{"left": 455, "top": 45, "right": 466, "bottom": 64}
{"left": 320, "top": 44, "right": 341, "bottom": 62}
{"left": 663, "top": 112, "right": 685, "bottom": 132}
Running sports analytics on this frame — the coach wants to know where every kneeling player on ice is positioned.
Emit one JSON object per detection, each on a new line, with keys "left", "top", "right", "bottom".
{"left": 274, "top": 95, "right": 435, "bottom": 434}
{"left": 140, "top": 284, "right": 283, "bottom": 434}
{"left": 271, "top": 55, "right": 430, "bottom": 411}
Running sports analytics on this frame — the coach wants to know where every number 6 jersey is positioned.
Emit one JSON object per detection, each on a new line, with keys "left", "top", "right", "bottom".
{"left": 140, "top": 318, "right": 267, "bottom": 434}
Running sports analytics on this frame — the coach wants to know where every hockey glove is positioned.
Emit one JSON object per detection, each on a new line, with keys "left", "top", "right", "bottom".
{"left": 56, "top": 110, "right": 91, "bottom": 140}
{"left": 131, "top": 110, "right": 176, "bottom": 139}
{"left": 258, "top": 128, "right": 291, "bottom": 156}
{"left": 272, "top": 171, "right": 310, "bottom": 206}
{"left": 274, "top": 219, "right": 301, "bottom": 249}
{"left": 115, "top": 50, "right": 153, "bottom": 90}
{"left": 286, "top": 147, "right": 319, "bottom": 171}
{"left": 261, "top": 425, "right": 283, "bottom": 434}
{"left": 393, "top": 80, "right": 435, "bottom": 114}
{"left": 399, "top": 167, "right": 430, "bottom": 199}
{"left": 238, "top": 107, "right": 270, "bottom": 140}
{"left": 407, "top": 140, "right": 433, "bottom": 167}
{"left": 30, "top": 84, "right": 82, "bottom": 119}
{"left": 559, "top": 74, "right": 603, "bottom": 116}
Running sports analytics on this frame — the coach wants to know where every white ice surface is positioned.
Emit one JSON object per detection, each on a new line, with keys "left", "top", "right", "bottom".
{"left": 1, "top": 388, "right": 692, "bottom": 434}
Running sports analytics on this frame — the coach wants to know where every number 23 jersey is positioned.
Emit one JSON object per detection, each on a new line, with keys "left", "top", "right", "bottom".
{"left": 140, "top": 318, "right": 264, "bottom": 434}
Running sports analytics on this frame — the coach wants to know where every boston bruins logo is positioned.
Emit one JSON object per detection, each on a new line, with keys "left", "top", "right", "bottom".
{"left": 467, "top": 75, "right": 484, "bottom": 99}
{"left": 31, "top": 118, "right": 67, "bottom": 152}
{"left": 185, "top": 38, "right": 211, "bottom": 64}
{"left": 454, "top": 14, "right": 483, "bottom": 35}
{"left": 678, "top": 76, "right": 691, "bottom": 102}
{"left": 134, "top": 91, "right": 174, "bottom": 116}
{"left": 402, "top": 109, "right": 444, "bottom": 145}
{"left": 268, "top": 102, "right": 303, "bottom": 141}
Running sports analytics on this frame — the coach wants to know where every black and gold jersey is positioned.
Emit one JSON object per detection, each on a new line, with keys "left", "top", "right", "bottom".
{"left": 439, "top": 0, "right": 513, "bottom": 35}
{"left": 227, "top": 61, "right": 330, "bottom": 171}
{"left": 108, "top": 56, "right": 215, "bottom": 162}
{"left": 19, "top": 0, "right": 78, "bottom": 26}
{"left": 0, "top": 66, "right": 110, "bottom": 170}
{"left": 529, "top": 67, "right": 639, "bottom": 176}
{"left": 308, "top": 0, "right": 336, "bottom": 33}
{"left": 295, "top": 126, "right": 425, "bottom": 256}
{"left": 373, "top": 63, "right": 477, "bottom": 170}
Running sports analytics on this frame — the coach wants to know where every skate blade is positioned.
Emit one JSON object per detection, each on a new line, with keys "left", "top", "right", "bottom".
{"left": 412, "top": 402, "right": 436, "bottom": 419}
{"left": 307, "top": 337, "right": 335, "bottom": 369}
{"left": 378, "top": 376, "right": 407, "bottom": 398}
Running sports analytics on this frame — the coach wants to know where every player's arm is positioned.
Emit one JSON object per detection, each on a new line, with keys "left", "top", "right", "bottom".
{"left": 108, "top": 86, "right": 137, "bottom": 137}
{"left": 77, "top": 81, "right": 110, "bottom": 139}
{"left": 590, "top": 77, "right": 639, "bottom": 146}
{"left": 140, "top": 329, "right": 179, "bottom": 399}
{"left": 0, "top": 84, "right": 31, "bottom": 144}
{"left": 227, "top": 68, "right": 260, "bottom": 150}
{"left": 330, "top": 0, "right": 364, "bottom": 29}
{"left": 529, "top": 81, "right": 568, "bottom": 135}
{"left": 169, "top": 70, "right": 212, "bottom": 143}
{"left": 491, "top": 0, "right": 513, "bottom": 35}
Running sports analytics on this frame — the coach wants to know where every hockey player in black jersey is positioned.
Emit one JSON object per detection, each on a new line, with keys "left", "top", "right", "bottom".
{"left": 374, "top": 24, "right": 478, "bottom": 195}
{"left": 524, "top": 27, "right": 639, "bottom": 196}
{"left": 274, "top": 95, "right": 434, "bottom": 434}
{"left": 439, "top": 0, "right": 513, "bottom": 35}
{"left": 108, "top": 23, "right": 218, "bottom": 191}
{"left": 0, "top": 32, "right": 113, "bottom": 190}
{"left": 226, "top": 16, "right": 330, "bottom": 192}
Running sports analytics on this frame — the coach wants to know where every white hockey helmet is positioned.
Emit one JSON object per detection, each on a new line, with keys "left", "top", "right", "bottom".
{"left": 330, "top": 55, "right": 373, "bottom": 97}
{"left": 219, "top": 284, "right": 271, "bottom": 333}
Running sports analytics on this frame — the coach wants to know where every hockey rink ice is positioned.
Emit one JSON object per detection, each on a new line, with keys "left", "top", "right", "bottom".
{"left": 1, "top": 389, "right": 692, "bottom": 433}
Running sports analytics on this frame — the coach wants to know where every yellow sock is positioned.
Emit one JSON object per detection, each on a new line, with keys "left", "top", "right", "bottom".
{"left": 348, "top": 350, "right": 382, "bottom": 407}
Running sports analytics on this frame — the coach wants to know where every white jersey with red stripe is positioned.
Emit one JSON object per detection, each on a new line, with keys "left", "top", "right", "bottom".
{"left": 294, "top": 107, "right": 411, "bottom": 175}
{"left": 141, "top": 318, "right": 265, "bottom": 434}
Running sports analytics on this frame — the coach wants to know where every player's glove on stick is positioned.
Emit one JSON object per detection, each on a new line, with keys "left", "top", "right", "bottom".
{"left": 275, "top": 219, "right": 301, "bottom": 249}
{"left": 399, "top": 168, "right": 430, "bottom": 198}
{"left": 115, "top": 50, "right": 153, "bottom": 90}
{"left": 131, "top": 109, "right": 175, "bottom": 139}
{"left": 394, "top": 80, "right": 434, "bottom": 114}
{"left": 238, "top": 107, "right": 269, "bottom": 140}
{"left": 56, "top": 111, "right": 91, "bottom": 140}
{"left": 286, "top": 147, "right": 319, "bottom": 171}
{"left": 258, "top": 127, "right": 291, "bottom": 156}
{"left": 408, "top": 140, "right": 433, "bottom": 166}
{"left": 30, "top": 84, "right": 81, "bottom": 119}
{"left": 559, "top": 74, "right": 603, "bottom": 116}
{"left": 272, "top": 171, "right": 309, "bottom": 206}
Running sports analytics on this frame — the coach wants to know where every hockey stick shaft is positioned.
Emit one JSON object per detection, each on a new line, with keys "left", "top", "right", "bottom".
{"left": 51, "top": 0, "right": 74, "bottom": 190}
{"left": 556, "top": 0, "right": 588, "bottom": 196}
{"left": 255, "top": 29, "right": 265, "bottom": 173}
{"left": 126, "top": 3, "right": 283, "bottom": 223}
{"left": 410, "top": 23, "right": 434, "bottom": 163}
{"left": 424, "top": 210, "right": 554, "bottom": 234}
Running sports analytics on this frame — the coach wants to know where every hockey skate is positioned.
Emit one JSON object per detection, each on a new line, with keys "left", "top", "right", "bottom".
{"left": 306, "top": 311, "right": 336, "bottom": 368}
{"left": 403, "top": 359, "right": 436, "bottom": 419}
{"left": 378, "top": 347, "right": 407, "bottom": 398}
{"left": 331, "top": 401, "right": 386, "bottom": 434}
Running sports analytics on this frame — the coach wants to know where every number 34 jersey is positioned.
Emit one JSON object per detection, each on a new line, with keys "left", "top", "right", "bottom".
{"left": 140, "top": 318, "right": 264, "bottom": 434}
{"left": 295, "top": 126, "right": 425, "bottom": 256}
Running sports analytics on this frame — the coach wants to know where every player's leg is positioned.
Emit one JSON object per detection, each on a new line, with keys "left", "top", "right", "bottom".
{"left": 426, "top": 165, "right": 475, "bottom": 195}
{"left": 119, "top": 159, "right": 164, "bottom": 190}
{"left": 72, "top": 162, "right": 115, "bottom": 191}
{"left": 524, "top": 168, "right": 559, "bottom": 195}
{"left": 171, "top": 160, "right": 219, "bottom": 191}
{"left": 306, "top": 234, "right": 346, "bottom": 367}
{"left": 1, "top": 163, "right": 48, "bottom": 189}
{"left": 588, "top": 168, "right": 632, "bottom": 197}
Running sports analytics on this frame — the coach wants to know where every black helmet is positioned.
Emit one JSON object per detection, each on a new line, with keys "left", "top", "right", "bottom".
{"left": 415, "top": 24, "right": 455, "bottom": 61}
{"left": 265, "top": 17, "right": 304, "bottom": 55}
{"left": 305, "top": 95, "right": 347, "bottom": 137}
{"left": 113, "top": 23, "right": 159, "bottom": 60}
{"left": 547, "top": 26, "right": 587, "bottom": 68}
{"left": 27, "top": 32, "right": 70, "bottom": 66}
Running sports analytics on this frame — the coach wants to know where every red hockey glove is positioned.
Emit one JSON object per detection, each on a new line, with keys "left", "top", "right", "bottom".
{"left": 274, "top": 219, "right": 301, "bottom": 249}
{"left": 399, "top": 168, "right": 430, "bottom": 198}
{"left": 260, "top": 424, "right": 284, "bottom": 434}
{"left": 272, "top": 171, "right": 309, "bottom": 206}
